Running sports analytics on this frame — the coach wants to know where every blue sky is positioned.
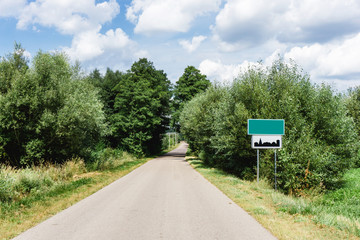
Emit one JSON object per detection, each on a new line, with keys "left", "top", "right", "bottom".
{"left": 1, "top": 0, "right": 360, "bottom": 91}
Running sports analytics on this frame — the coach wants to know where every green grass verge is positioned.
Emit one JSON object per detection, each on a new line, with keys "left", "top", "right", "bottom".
{"left": 187, "top": 157, "right": 360, "bottom": 240}
{"left": 0, "top": 157, "right": 149, "bottom": 240}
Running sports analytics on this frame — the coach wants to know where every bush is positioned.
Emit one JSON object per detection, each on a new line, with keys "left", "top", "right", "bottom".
{"left": 161, "top": 133, "right": 179, "bottom": 150}
{"left": 0, "top": 168, "right": 15, "bottom": 201}
{"left": 15, "top": 168, "right": 50, "bottom": 193}
{"left": 180, "top": 85, "right": 227, "bottom": 160}
{"left": 0, "top": 159, "right": 87, "bottom": 203}
{"left": 87, "top": 146, "right": 136, "bottom": 171}
{"left": 180, "top": 58, "right": 359, "bottom": 194}
{"left": 0, "top": 47, "right": 107, "bottom": 166}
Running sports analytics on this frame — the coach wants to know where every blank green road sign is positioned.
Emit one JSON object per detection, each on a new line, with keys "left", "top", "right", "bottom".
{"left": 248, "top": 119, "right": 285, "bottom": 135}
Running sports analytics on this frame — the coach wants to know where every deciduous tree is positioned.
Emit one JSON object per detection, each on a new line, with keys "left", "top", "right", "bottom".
{"left": 0, "top": 47, "right": 107, "bottom": 166}
{"left": 111, "top": 58, "right": 171, "bottom": 156}
{"left": 172, "top": 66, "right": 210, "bottom": 131}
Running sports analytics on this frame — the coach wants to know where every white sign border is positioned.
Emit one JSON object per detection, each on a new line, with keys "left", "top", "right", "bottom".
{"left": 251, "top": 135, "right": 282, "bottom": 149}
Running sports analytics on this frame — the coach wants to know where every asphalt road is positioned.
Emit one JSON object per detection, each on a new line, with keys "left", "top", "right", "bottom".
{"left": 14, "top": 142, "right": 277, "bottom": 240}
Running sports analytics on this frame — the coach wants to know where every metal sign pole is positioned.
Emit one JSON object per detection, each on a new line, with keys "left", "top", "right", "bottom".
{"left": 168, "top": 133, "right": 171, "bottom": 149}
{"left": 274, "top": 149, "right": 277, "bottom": 191}
{"left": 257, "top": 149, "right": 259, "bottom": 183}
{"left": 248, "top": 119, "right": 285, "bottom": 188}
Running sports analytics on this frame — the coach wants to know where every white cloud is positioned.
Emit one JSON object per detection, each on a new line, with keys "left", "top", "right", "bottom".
{"left": 0, "top": 0, "right": 26, "bottom": 17}
{"left": 16, "top": 0, "right": 120, "bottom": 35}
{"left": 1, "top": 0, "right": 147, "bottom": 70}
{"left": 63, "top": 28, "right": 145, "bottom": 64}
{"left": 279, "top": 0, "right": 360, "bottom": 43}
{"left": 179, "top": 35, "right": 207, "bottom": 53}
{"left": 212, "top": 0, "right": 360, "bottom": 50}
{"left": 199, "top": 59, "right": 261, "bottom": 83}
{"left": 199, "top": 32, "right": 360, "bottom": 91}
{"left": 212, "top": 0, "right": 287, "bottom": 49}
{"left": 285, "top": 33, "right": 360, "bottom": 79}
{"left": 285, "top": 0, "right": 360, "bottom": 29}
{"left": 22, "top": 50, "right": 32, "bottom": 60}
{"left": 126, "top": 0, "right": 221, "bottom": 35}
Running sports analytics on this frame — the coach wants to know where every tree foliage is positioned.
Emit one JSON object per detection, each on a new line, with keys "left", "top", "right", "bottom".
{"left": 0, "top": 46, "right": 107, "bottom": 166}
{"left": 346, "top": 87, "right": 360, "bottom": 140}
{"left": 171, "top": 66, "right": 210, "bottom": 131}
{"left": 180, "top": 59, "right": 359, "bottom": 194}
{"left": 109, "top": 58, "right": 171, "bottom": 156}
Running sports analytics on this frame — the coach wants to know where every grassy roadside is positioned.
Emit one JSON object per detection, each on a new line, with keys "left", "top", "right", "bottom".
{"left": 0, "top": 145, "right": 179, "bottom": 240}
{"left": 1, "top": 159, "right": 147, "bottom": 240}
{"left": 161, "top": 142, "right": 181, "bottom": 153}
{"left": 187, "top": 157, "right": 360, "bottom": 240}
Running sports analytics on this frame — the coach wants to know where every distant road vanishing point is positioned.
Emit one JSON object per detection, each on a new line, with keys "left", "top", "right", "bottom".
{"left": 14, "top": 142, "right": 276, "bottom": 240}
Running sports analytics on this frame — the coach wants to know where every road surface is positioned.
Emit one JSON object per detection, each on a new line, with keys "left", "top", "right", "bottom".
{"left": 14, "top": 142, "right": 276, "bottom": 240}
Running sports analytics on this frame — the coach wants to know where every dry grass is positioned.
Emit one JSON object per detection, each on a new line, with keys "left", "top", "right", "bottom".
{"left": 187, "top": 157, "right": 359, "bottom": 240}
{"left": 1, "top": 145, "right": 178, "bottom": 239}
{"left": 0, "top": 158, "right": 148, "bottom": 240}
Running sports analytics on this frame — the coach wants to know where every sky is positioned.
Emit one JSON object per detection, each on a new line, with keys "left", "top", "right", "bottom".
{"left": 1, "top": 0, "right": 360, "bottom": 92}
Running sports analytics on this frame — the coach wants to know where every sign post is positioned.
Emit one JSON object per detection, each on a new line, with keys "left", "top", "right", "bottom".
{"left": 248, "top": 119, "right": 284, "bottom": 186}
{"left": 257, "top": 149, "right": 259, "bottom": 183}
{"left": 275, "top": 150, "right": 277, "bottom": 191}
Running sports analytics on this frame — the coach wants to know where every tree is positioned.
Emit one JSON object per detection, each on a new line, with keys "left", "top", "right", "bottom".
{"left": 87, "top": 68, "right": 129, "bottom": 147}
{"left": 346, "top": 87, "right": 360, "bottom": 136}
{"left": 180, "top": 58, "right": 359, "bottom": 194}
{"left": 172, "top": 66, "right": 210, "bottom": 131}
{"left": 0, "top": 42, "right": 28, "bottom": 95}
{"left": 111, "top": 58, "right": 171, "bottom": 156}
{"left": 0, "top": 48, "right": 107, "bottom": 166}
{"left": 87, "top": 68, "right": 124, "bottom": 117}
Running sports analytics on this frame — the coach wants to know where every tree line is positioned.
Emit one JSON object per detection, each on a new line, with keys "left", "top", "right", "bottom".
{"left": 0, "top": 44, "right": 210, "bottom": 167}
{"left": 3, "top": 43, "right": 360, "bottom": 195}
{"left": 180, "top": 59, "right": 360, "bottom": 195}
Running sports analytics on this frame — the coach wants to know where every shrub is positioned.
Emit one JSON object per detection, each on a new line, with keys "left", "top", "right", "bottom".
{"left": 0, "top": 47, "right": 107, "bottom": 166}
{"left": 87, "top": 147, "right": 136, "bottom": 171}
{"left": 180, "top": 58, "right": 359, "bottom": 194}
{"left": 0, "top": 159, "right": 88, "bottom": 203}
{"left": 16, "top": 169, "right": 44, "bottom": 193}
{"left": 180, "top": 85, "right": 226, "bottom": 160}
{"left": 0, "top": 167, "right": 15, "bottom": 201}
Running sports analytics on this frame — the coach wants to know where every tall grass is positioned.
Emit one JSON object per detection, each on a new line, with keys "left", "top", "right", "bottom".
{"left": 0, "top": 158, "right": 86, "bottom": 203}
{"left": 0, "top": 148, "right": 146, "bottom": 240}
{"left": 269, "top": 168, "right": 360, "bottom": 237}
{"left": 0, "top": 149, "right": 137, "bottom": 205}
{"left": 88, "top": 148, "right": 137, "bottom": 171}
{"left": 187, "top": 157, "right": 360, "bottom": 239}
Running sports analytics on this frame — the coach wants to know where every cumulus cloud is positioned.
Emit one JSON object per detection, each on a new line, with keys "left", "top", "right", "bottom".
{"left": 0, "top": 0, "right": 26, "bottom": 17}
{"left": 212, "top": 0, "right": 283, "bottom": 47}
{"left": 199, "top": 59, "right": 262, "bottom": 83}
{"left": 62, "top": 28, "right": 148, "bottom": 71}
{"left": 126, "top": 0, "right": 221, "bottom": 35}
{"left": 63, "top": 29, "right": 133, "bottom": 62}
{"left": 2, "top": 0, "right": 146, "bottom": 70}
{"left": 16, "top": 0, "right": 120, "bottom": 34}
{"left": 179, "top": 35, "right": 207, "bottom": 53}
{"left": 199, "top": 32, "right": 360, "bottom": 91}
{"left": 280, "top": 0, "right": 360, "bottom": 43}
{"left": 212, "top": 0, "right": 360, "bottom": 50}
{"left": 285, "top": 33, "right": 360, "bottom": 80}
